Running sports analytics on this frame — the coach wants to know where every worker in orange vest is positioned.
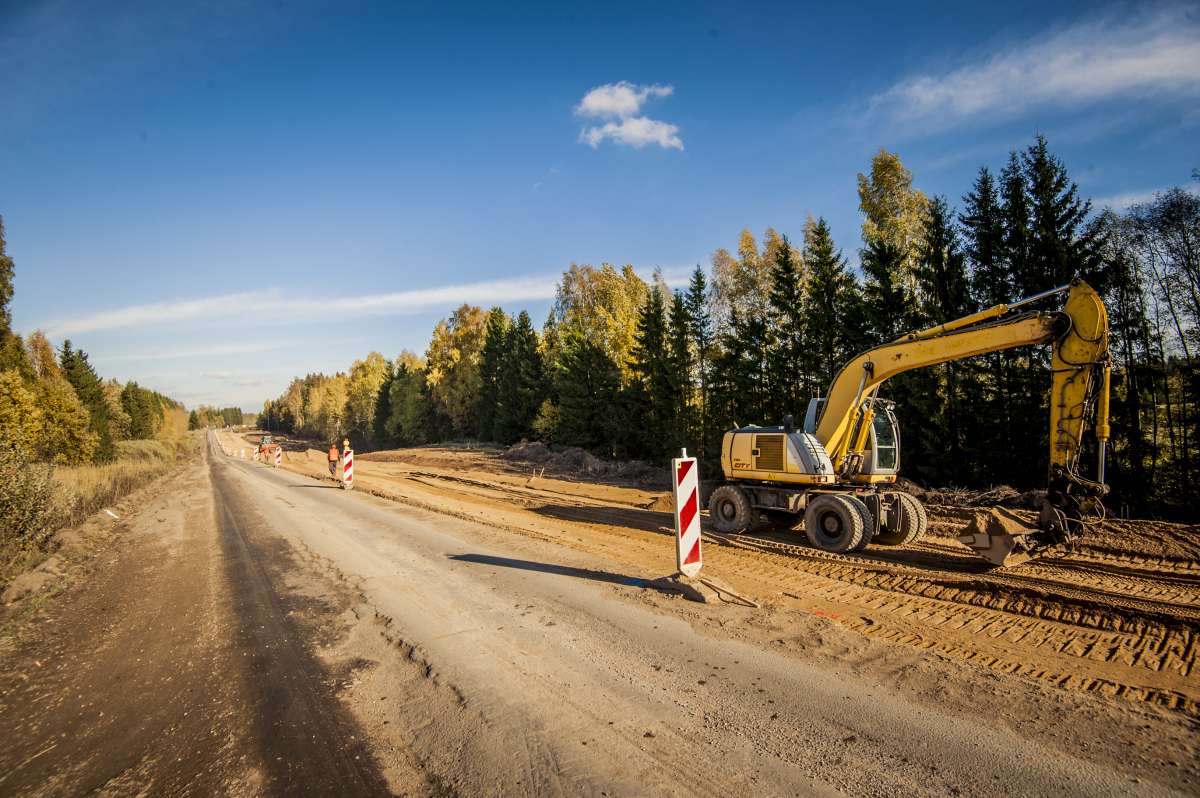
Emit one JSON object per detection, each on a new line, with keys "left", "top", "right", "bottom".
{"left": 328, "top": 443, "right": 339, "bottom": 478}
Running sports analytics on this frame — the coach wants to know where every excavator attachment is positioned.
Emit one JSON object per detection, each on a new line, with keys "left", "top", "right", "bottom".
{"left": 956, "top": 508, "right": 1042, "bottom": 568}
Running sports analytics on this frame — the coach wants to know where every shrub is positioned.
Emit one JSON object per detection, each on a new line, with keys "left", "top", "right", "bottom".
{"left": 0, "top": 433, "right": 60, "bottom": 576}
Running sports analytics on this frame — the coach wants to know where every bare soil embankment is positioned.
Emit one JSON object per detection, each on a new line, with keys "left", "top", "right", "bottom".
{"left": 231, "top": 432, "right": 1200, "bottom": 730}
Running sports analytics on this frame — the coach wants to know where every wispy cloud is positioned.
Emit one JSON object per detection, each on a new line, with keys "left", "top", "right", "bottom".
{"left": 1093, "top": 185, "right": 1199, "bottom": 210}
{"left": 234, "top": 378, "right": 262, "bottom": 386}
{"left": 867, "top": 5, "right": 1200, "bottom": 132}
{"left": 575, "top": 81, "right": 683, "bottom": 150}
{"left": 45, "top": 275, "right": 559, "bottom": 335}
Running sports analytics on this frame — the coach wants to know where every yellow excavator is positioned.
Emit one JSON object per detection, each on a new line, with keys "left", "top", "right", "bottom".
{"left": 707, "top": 277, "right": 1110, "bottom": 567}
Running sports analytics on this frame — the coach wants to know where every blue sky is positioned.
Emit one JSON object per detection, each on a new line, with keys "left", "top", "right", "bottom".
{"left": 1, "top": 0, "right": 1197, "bottom": 411}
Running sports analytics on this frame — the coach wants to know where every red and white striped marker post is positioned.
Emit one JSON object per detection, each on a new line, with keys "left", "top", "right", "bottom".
{"left": 274, "top": 448, "right": 282, "bottom": 467}
{"left": 672, "top": 448, "right": 702, "bottom": 578}
{"left": 342, "top": 447, "right": 354, "bottom": 489}
{"left": 253, "top": 446, "right": 260, "bottom": 461}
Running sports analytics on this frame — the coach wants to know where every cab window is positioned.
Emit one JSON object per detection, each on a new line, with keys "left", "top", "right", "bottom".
{"left": 872, "top": 412, "right": 897, "bottom": 470}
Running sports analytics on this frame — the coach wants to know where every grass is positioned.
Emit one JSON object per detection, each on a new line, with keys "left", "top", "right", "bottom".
{"left": 1, "top": 432, "right": 201, "bottom": 584}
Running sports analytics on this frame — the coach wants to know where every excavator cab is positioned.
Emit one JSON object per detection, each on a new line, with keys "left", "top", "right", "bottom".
{"left": 857, "top": 402, "right": 900, "bottom": 478}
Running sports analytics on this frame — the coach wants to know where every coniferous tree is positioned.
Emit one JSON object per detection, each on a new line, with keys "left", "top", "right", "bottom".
{"left": 684, "top": 266, "right": 713, "bottom": 460}
{"left": 476, "top": 308, "right": 508, "bottom": 443}
{"left": 624, "top": 288, "right": 674, "bottom": 462}
{"left": 766, "top": 235, "right": 808, "bottom": 421}
{"left": 858, "top": 240, "right": 915, "bottom": 345}
{"left": 370, "top": 359, "right": 397, "bottom": 449}
{"left": 188, "top": 410, "right": 200, "bottom": 430}
{"left": 667, "top": 290, "right": 694, "bottom": 456}
{"left": 802, "top": 218, "right": 862, "bottom": 397}
{"left": 905, "top": 196, "right": 975, "bottom": 485}
{"left": 59, "top": 341, "right": 115, "bottom": 461}
{"left": 495, "top": 311, "right": 545, "bottom": 444}
{"left": 556, "top": 328, "right": 621, "bottom": 453}
{"left": 120, "top": 383, "right": 155, "bottom": 440}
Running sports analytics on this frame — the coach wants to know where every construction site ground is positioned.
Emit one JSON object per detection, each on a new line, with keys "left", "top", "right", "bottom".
{"left": 1, "top": 429, "right": 1196, "bottom": 797}
{"left": 259, "top": 433, "right": 1197, "bottom": 787}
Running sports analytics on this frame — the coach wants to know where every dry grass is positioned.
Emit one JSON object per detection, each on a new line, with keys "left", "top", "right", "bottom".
{"left": 54, "top": 433, "right": 199, "bottom": 529}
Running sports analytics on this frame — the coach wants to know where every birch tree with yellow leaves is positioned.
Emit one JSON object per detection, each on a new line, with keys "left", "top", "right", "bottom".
{"left": 425, "top": 304, "right": 487, "bottom": 437}
{"left": 857, "top": 147, "right": 929, "bottom": 290}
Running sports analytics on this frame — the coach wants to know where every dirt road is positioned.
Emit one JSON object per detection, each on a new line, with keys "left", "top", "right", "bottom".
{"left": 1, "top": 433, "right": 1195, "bottom": 796}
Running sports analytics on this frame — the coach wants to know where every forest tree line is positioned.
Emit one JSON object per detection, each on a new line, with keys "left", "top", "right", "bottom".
{"left": 0, "top": 217, "right": 191, "bottom": 467}
{"left": 261, "top": 136, "right": 1200, "bottom": 518}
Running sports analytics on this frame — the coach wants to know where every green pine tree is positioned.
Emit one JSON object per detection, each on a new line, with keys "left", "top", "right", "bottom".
{"left": 58, "top": 341, "right": 115, "bottom": 462}
{"left": 495, "top": 311, "right": 545, "bottom": 445}
{"left": 555, "top": 328, "right": 621, "bottom": 453}
{"left": 684, "top": 266, "right": 713, "bottom": 460}
{"left": 766, "top": 234, "right": 808, "bottom": 421}
{"left": 802, "top": 218, "right": 862, "bottom": 396}
{"left": 624, "top": 288, "right": 674, "bottom": 462}
{"left": 476, "top": 307, "right": 508, "bottom": 443}
{"left": 370, "top": 359, "right": 397, "bottom": 449}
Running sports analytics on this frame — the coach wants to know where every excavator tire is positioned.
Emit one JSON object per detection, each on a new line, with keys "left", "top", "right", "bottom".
{"left": 873, "top": 493, "right": 927, "bottom": 546}
{"left": 803, "top": 494, "right": 869, "bottom": 553}
{"left": 898, "top": 493, "right": 929, "bottom": 544}
{"left": 709, "top": 485, "right": 760, "bottom": 534}
{"left": 847, "top": 497, "right": 875, "bottom": 553}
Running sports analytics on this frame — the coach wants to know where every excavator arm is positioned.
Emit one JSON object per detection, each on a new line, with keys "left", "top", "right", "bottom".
{"left": 813, "top": 278, "right": 1110, "bottom": 565}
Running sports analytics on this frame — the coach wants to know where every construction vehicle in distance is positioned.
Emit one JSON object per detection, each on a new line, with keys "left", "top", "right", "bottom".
{"left": 707, "top": 277, "right": 1110, "bottom": 567}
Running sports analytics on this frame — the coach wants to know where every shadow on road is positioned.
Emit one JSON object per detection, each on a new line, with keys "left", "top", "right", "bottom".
{"left": 449, "top": 553, "right": 645, "bottom": 586}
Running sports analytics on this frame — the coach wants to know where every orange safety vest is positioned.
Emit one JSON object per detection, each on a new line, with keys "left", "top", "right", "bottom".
{"left": 328, "top": 446, "right": 338, "bottom": 462}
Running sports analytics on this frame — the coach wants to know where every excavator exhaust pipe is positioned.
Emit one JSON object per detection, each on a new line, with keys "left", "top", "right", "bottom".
{"left": 956, "top": 508, "right": 1040, "bottom": 568}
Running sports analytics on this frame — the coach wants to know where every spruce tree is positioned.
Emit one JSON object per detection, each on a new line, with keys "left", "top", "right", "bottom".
{"left": 766, "top": 235, "right": 808, "bottom": 421}
{"left": 858, "top": 240, "right": 915, "bottom": 345}
{"left": 495, "top": 311, "right": 545, "bottom": 445}
{"left": 684, "top": 266, "right": 713, "bottom": 459}
{"left": 801, "top": 218, "right": 862, "bottom": 397}
{"left": 906, "top": 196, "right": 975, "bottom": 485}
{"left": 370, "top": 360, "right": 396, "bottom": 449}
{"left": 556, "top": 328, "right": 621, "bottom": 453}
{"left": 476, "top": 308, "right": 508, "bottom": 443}
{"left": 624, "top": 288, "right": 674, "bottom": 462}
{"left": 667, "top": 290, "right": 693, "bottom": 456}
{"left": 59, "top": 341, "right": 115, "bottom": 461}
{"left": 1023, "top": 135, "right": 1107, "bottom": 293}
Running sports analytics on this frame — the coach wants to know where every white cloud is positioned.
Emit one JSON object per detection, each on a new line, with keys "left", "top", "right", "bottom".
{"left": 579, "top": 117, "right": 683, "bottom": 150}
{"left": 575, "top": 81, "right": 683, "bottom": 150}
{"left": 45, "top": 275, "right": 559, "bottom": 335}
{"left": 205, "top": 371, "right": 234, "bottom": 379}
{"left": 1093, "top": 185, "right": 1199, "bottom": 210}
{"left": 575, "top": 82, "right": 673, "bottom": 119}
{"left": 869, "top": 6, "right": 1200, "bottom": 131}
{"left": 234, "top": 378, "right": 262, "bottom": 387}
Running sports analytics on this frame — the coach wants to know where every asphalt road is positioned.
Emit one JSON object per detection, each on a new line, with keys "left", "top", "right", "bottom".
{"left": 0, "top": 437, "right": 1184, "bottom": 797}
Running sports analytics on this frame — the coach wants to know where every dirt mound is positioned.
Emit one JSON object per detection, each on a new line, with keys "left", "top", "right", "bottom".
{"left": 501, "top": 441, "right": 555, "bottom": 464}
{"left": 501, "top": 442, "right": 669, "bottom": 489}
{"left": 894, "top": 478, "right": 1044, "bottom": 510}
{"left": 958, "top": 507, "right": 1035, "bottom": 541}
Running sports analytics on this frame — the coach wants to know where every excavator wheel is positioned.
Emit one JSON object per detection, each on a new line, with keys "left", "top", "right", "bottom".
{"left": 847, "top": 497, "right": 875, "bottom": 553}
{"left": 803, "top": 494, "right": 869, "bottom": 553}
{"left": 874, "top": 493, "right": 928, "bottom": 546}
{"left": 708, "top": 486, "right": 760, "bottom": 534}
